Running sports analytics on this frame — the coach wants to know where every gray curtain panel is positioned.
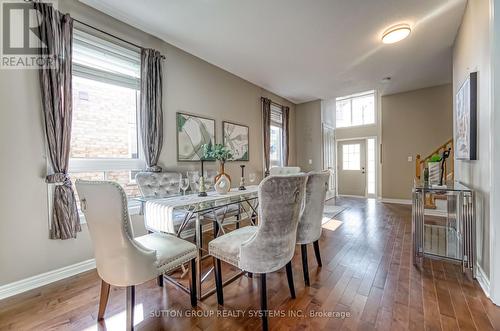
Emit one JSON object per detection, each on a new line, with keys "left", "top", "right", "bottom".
{"left": 140, "top": 49, "right": 164, "bottom": 172}
{"left": 261, "top": 97, "right": 272, "bottom": 176}
{"left": 35, "top": 2, "right": 81, "bottom": 239}
{"left": 281, "top": 105, "right": 290, "bottom": 166}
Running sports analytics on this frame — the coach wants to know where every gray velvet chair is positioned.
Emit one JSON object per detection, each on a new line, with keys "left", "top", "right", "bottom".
{"left": 135, "top": 171, "right": 182, "bottom": 198}
{"left": 75, "top": 180, "right": 198, "bottom": 331}
{"left": 208, "top": 174, "right": 307, "bottom": 330}
{"left": 296, "top": 171, "right": 330, "bottom": 286}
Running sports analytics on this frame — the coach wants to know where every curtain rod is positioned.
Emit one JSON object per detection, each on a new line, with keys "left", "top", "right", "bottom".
{"left": 27, "top": 0, "right": 165, "bottom": 59}
{"left": 75, "top": 19, "right": 165, "bottom": 60}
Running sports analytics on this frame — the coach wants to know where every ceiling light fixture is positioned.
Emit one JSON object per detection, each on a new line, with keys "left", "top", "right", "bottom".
{"left": 382, "top": 24, "right": 411, "bottom": 44}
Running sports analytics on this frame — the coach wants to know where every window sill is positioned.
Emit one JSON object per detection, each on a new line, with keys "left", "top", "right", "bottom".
{"left": 78, "top": 199, "right": 142, "bottom": 225}
{"left": 335, "top": 123, "right": 377, "bottom": 130}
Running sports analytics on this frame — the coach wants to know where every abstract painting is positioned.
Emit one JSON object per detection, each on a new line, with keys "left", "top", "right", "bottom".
{"left": 223, "top": 121, "right": 249, "bottom": 161}
{"left": 455, "top": 72, "right": 477, "bottom": 160}
{"left": 177, "top": 112, "right": 215, "bottom": 161}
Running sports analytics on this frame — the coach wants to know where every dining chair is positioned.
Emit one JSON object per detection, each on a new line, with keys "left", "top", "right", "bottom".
{"left": 296, "top": 171, "right": 330, "bottom": 286}
{"left": 208, "top": 174, "right": 307, "bottom": 331}
{"left": 75, "top": 180, "right": 198, "bottom": 331}
{"left": 135, "top": 172, "right": 182, "bottom": 198}
{"left": 268, "top": 166, "right": 301, "bottom": 176}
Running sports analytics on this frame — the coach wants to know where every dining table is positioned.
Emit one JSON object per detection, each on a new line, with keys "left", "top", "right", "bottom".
{"left": 135, "top": 185, "right": 260, "bottom": 299}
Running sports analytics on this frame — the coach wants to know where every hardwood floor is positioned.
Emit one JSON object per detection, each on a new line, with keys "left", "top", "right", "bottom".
{"left": 0, "top": 198, "right": 499, "bottom": 330}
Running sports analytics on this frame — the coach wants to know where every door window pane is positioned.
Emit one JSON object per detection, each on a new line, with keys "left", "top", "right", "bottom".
{"left": 342, "top": 144, "right": 360, "bottom": 170}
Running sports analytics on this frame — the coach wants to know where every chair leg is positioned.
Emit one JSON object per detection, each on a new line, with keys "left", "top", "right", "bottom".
{"left": 301, "top": 244, "right": 310, "bottom": 286}
{"left": 189, "top": 259, "right": 197, "bottom": 307}
{"left": 260, "top": 274, "right": 268, "bottom": 331}
{"left": 247, "top": 272, "right": 253, "bottom": 278}
{"left": 213, "top": 258, "right": 224, "bottom": 305}
{"left": 213, "top": 220, "right": 220, "bottom": 238}
{"left": 157, "top": 274, "right": 164, "bottom": 287}
{"left": 126, "top": 285, "right": 135, "bottom": 331}
{"left": 285, "top": 262, "right": 296, "bottom": 299}
{"left": 313, "top": 240, "right": 322, "bottom": 267}
{"left": 98, "top": 280, "right": 110, "bottom": 320}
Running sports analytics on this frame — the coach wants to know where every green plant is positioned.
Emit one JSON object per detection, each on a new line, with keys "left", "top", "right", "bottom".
{"left": 429, "top": 154, "right": 442, "bottom": 162}
{"left": 202, "top": 143, "right": 233, "bottom": 162}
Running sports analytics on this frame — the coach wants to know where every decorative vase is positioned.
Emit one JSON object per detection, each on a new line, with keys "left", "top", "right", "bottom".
{"left": 214, "top": 161, "right": 231, "bottom": 194}
{"left": 428, "top": 162, "right": 440, "bottom": 185}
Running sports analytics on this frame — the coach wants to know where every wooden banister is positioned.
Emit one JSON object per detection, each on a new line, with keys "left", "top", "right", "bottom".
{"left": 415, "top": 139, "right": 454, "bottom": 181}
{"left": 415, "top": 138, "right": 454, "bottom": 209}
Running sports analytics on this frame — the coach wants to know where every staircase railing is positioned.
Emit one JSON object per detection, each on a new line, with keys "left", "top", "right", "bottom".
{"left": 415, "top": 138, "right": 454, "bottom": 181}
{"left": 415, "top": 139, "right": 454, "bottom": 209}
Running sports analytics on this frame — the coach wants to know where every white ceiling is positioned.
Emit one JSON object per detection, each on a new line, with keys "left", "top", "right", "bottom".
{"left": 81, "top": 0, "right": 467, "bottom": 104}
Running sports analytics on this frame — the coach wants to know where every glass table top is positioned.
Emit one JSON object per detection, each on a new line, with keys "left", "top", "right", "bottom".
{"left": 414, "top": 180, "right": 472, "bottom": 192}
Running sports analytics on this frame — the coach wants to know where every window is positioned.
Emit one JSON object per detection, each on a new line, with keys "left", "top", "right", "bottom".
{"left": 270, "top": 105, "right": 284, "bottom": 167}
{"left": 336, "top": 91, "right": 375, "bottom": 128}
{"left": 69, "top": 30, "right": 144, "bottom": 201}
{"left": 367, "top": 138, "right": 376, "bottom": 195}
{"left": 342, "top": 144, "right": 360, "bottom": 170}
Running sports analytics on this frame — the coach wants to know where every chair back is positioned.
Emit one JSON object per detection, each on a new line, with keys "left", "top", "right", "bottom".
{"left": 239, "top": 174, "right": 307, "bottom": 273}
{"left": 269, "top": 166, "right": 301, "bottom": 176}
{"left": 75, "top": 180, "right": 157, "bottom": 286}
{"left": 296, "top": 171, "right": 330, "bottom": 244}
{"left": 135, "top": 172, "right": 182, "bottom": 198}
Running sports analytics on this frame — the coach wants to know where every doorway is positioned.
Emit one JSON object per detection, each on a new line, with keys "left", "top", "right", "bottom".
{"left": 336, "top": 137, "right": 377, "bottom": 197}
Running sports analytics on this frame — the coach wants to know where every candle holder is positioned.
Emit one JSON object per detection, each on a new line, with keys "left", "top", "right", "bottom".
{"left": 239, "top": 165, "right": 246, "bottom": 190}
{"left": 198, "top": 159, "right": 207, "bottom": 197}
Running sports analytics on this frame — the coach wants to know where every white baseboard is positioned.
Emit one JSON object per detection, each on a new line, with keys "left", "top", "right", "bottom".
{"left": 476, "top": 264, "right": 491, "bottom": 298}
{"left": 338, "top": 194, "right": 366, "bottom": 198}
{"left": 0, "top": 259, "right": 96, "bottom": 300}
{"left": 378, "top": 198, "right": 412, "bottom": 205}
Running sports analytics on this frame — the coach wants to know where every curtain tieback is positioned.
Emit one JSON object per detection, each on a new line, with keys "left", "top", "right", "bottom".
{"left": 46, "top": 173, "right": 71, "bottom": 186}
{"left": 146, "top": 165, "right": 162, "bottom": 172}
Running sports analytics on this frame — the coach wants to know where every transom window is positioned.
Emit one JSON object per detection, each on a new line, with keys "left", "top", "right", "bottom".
{"left": 336, "top": 91, "right": 375, "bottom": 128}
{"left": 270, "top": 105, "right": 284, "bottom": 167}
{"left": 342, "top": 144, "right": 361, "bottom": 170}
{"left": 69, "top": 30, "right": 143, "bottom": 199}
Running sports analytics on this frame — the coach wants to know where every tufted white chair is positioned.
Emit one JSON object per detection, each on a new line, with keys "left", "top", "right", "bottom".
{"left": 269, "top": 166, "right": 301, "bottom": 176}
{"left": 75, "top": 180, "right": 198, "bottom": 331}
{"left": 208, "top": 174, "right": 307, "bottom": 330}
{"left": 135, "top": 172, "right": 182, "bottom": 198}
{"left": 296, "top": 171, "right": 330, "bottom": 286}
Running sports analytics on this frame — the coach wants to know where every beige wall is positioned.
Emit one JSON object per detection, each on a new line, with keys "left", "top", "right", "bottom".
{"left": 452, "top": 0, "right": 491, "bottom": 277}
{"left": 295, "top": 100, "right": 322, "bottom": 172}
{"left": 381, "top": 84, "right": 453, "bottom": 200}
{"left": 0, "top": 0, "right": 295, "bottom": 286}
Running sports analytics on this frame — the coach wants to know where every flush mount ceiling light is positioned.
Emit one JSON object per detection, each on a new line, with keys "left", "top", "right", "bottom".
{"left": 382, "top": 24, "right": 411, "bottom": 44}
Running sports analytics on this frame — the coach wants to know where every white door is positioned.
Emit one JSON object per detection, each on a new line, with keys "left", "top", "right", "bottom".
{"left": 337, "top": 139, "right": 366, "bottom": 196}
{"left": 322, "top": 124, "right": 336, "bottom": 198}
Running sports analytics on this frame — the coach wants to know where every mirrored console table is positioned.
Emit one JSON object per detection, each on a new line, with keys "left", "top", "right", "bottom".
{"left": 412, "top": 180, "right": 475, "bottom": 277}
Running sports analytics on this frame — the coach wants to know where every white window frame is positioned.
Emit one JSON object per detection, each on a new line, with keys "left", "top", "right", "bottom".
{"left": 67, "top": 29, "right": 145, "bottom": 222}
{"left": 270, "top": 104, "right": 284, "bottom": 167}
{"left": 335, "top": 90, "right": 377, "bottom": 129}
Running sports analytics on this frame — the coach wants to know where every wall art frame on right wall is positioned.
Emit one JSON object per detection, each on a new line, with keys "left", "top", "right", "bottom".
{"left": 455, "top": 71, "right": 477, "bottom": 160}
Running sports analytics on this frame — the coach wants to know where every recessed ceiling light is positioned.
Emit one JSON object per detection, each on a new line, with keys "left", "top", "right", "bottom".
{"left": 382, "top": 24, "right": 411, "bottom": 44}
